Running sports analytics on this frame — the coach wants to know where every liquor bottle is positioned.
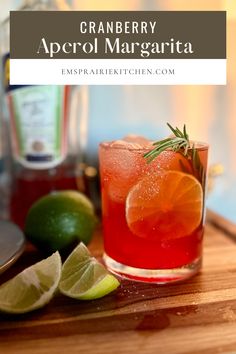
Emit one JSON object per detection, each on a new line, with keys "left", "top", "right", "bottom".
{"left": 0, "top": 96, "right": 10, "bottom": 220}
{"left": 0, "top": 113, "right": 6, "bottom": 218}
{"left": 0, "top": 116, "right": 3, "bottom": 175}
{"left": 0, "top": 0, "right": 86, "bottom": 229}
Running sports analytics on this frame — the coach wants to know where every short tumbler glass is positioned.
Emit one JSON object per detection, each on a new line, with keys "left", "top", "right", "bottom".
{"left": 99, "top": 140, "right": 208, "bottom": 283}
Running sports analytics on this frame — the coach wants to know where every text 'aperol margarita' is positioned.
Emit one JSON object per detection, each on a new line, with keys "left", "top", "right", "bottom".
{"left": 99, "top": 131, "right": 208, "bottom": 283}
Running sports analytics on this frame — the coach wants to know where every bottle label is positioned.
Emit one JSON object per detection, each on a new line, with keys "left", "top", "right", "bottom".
{"left": 7, "top": 85, "right": 69, "bottom": 169}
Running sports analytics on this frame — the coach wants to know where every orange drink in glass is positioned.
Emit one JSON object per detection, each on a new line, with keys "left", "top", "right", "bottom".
{"left": 99, "top": 135, "right": 208, "bottom": 283}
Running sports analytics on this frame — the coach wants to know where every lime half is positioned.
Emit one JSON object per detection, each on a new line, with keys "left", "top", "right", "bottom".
{"left": 0, "top": 252, "right": 61, "bottom": 314}
{"left": 59, "top": 243, "right": 120, "bottom": 300}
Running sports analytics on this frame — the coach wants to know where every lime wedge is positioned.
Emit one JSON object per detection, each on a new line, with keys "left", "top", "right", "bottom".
{"left": 0, "top": 252, "right": 61, "bottom": 314}
{"left": 59, "top": 243, "right": 120, "bottom": 300}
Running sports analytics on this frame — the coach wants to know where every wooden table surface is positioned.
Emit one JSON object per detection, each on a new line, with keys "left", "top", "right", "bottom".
{"left": 1, "top": 214, "right": 236, "bottom": 354}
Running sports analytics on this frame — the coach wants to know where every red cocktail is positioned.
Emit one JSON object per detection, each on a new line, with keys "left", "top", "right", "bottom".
{"left": 99, "top": 133, "right": 208, "bottom": 283}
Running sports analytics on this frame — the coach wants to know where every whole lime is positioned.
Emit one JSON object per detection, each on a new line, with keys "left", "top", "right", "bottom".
{"left": 25, "top": 191, "right": 97, "bottom": 253}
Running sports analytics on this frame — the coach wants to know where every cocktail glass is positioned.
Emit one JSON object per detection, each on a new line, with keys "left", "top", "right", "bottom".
{"left": 99, "top": 138, "right": 208, "bottom": 283}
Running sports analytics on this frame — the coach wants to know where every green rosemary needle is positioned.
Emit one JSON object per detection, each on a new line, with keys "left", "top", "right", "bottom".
{"left": 144, "top": 123, "right": 205, "bottom": 186}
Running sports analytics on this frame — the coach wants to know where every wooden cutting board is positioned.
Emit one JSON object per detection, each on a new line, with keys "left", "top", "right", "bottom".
{"left": 1, "top": 214, "right": 236, "bottom": 354}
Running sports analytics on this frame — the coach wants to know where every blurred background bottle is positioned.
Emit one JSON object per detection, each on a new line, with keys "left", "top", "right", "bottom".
{"left": 0, "top": 109, "right": 9, "bottom": 220}
{"left": 0, "top": 0, "right": 87, "bottom": 229}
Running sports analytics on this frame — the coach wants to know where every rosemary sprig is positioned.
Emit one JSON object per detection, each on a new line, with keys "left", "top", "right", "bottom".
{"left": 144, "top": 123, "right": 205, "bottom": 186}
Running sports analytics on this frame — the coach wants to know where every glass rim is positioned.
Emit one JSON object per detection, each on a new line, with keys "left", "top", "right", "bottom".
{"left": 99, "top": 140, "right": 209, "bottom": 152}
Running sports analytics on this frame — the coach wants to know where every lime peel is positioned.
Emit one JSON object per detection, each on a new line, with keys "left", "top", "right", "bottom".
{"left": 76, "top": 273, "right": 120, "bottom": 300}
